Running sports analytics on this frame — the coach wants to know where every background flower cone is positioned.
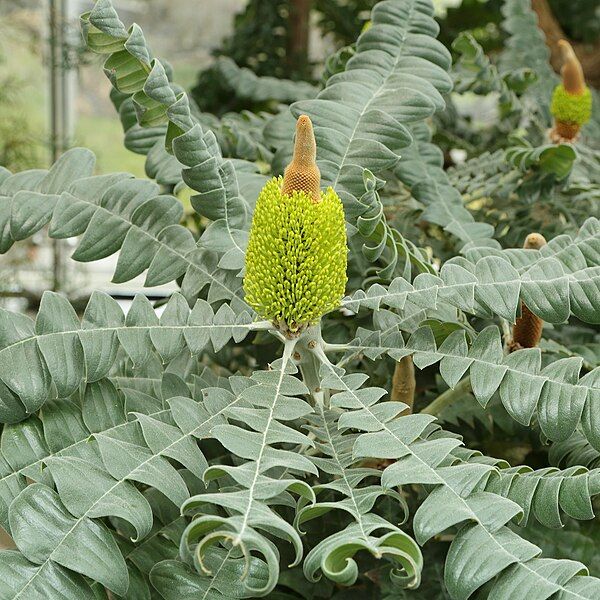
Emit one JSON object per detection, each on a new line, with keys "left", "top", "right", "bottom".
{"left": 550, "top": 39, "right": 592, "bottom": 143}
{"left": 392, "top": 355, "right": 416, "bottom": 415}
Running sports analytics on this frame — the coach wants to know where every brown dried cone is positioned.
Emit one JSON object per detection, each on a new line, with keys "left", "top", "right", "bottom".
{"left": 361, "top": 356, "right": 416, "bottom": 471}
{"left": 391, "top": 355, "right": 416, "bottom": 414}
{"left": 509, "top": 233, "right": 548, "bottom": 352}
{"left": 281, "top": 115, "right": 321, "bottom": 202}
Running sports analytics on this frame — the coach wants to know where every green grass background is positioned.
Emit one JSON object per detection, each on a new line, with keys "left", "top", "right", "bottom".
{"left": 0, "top": 14, "right": 178, "bottom": 177}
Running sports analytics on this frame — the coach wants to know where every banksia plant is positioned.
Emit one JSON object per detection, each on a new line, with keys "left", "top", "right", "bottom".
{"left": 509, "top": 233, "right": 547, "bottom": 351}
{"left": 6, "top": 3, "right": 600, "bottom": 599}
{"left": 244, "top": 115, "right": 347, "bottom": 334}
{"left": 550, "top": 40, "right": 592, "bottom": 142}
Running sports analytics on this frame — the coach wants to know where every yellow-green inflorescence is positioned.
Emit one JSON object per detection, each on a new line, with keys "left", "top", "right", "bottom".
{"left": 244, "top": 176, "right": 347, "bottom": 333}
{"left": 551, "top": 84, "right": 592, "bottom": 126}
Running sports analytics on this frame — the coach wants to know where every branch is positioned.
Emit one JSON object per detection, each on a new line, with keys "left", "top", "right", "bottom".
{"left": 420, "top": 377, "right": 472, "bottom": 417}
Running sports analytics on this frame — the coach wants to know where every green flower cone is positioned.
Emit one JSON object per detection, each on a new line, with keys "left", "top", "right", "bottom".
{"left": 244, "top": 116, "right": 347, "bottom": 334}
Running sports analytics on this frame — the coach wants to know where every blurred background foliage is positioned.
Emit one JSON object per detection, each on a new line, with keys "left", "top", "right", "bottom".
{"left": 190, "top": 0, "right": 600, "bottom": 114}
{"left": 191, "top": 0, "right": 379, "bottom": 114}
{"left": 2, "top": 0, "right": 598, "bottom": 298}
{"left": 0, "top": 10, "right": 44, "bottom": 171}
{"left": 2, "top": 0, "right": 599, "bottom": 164}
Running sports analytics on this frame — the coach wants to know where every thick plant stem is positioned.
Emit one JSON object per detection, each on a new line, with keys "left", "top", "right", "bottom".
{"left": 295, "top": 323, "right": 327, "bottom": 405}
{"left": 299, "top": 350, "right": 322, "bottom": 403}
{"left": 421, "top": 377, "right": 472, "bottom": 417}
{"left": 391, "top": 356, "right": 415, "bottom": 414}
{"left": 509, "top": 233, "right": 547, "bottom": 352}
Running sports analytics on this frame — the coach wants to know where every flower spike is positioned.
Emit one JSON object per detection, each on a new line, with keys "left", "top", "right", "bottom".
{"left": 244, "top": 115, "right": 347, "bottom": 335}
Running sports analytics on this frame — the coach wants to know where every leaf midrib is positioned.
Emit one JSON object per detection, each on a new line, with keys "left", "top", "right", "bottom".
{"left": 329, "top": 0, "right": 417, "bottom": 193}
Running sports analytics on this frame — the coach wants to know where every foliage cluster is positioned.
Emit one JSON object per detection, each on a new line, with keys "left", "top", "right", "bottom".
{"left": 191, "top": 0, "right": 377, "bottom": 114}
{"left": 0, "top": 0, "right": 599, "bottom": 598}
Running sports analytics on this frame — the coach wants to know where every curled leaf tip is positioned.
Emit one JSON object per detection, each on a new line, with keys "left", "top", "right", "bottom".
{"left": 282, "top": 114, "right": 321, "bottom": 202}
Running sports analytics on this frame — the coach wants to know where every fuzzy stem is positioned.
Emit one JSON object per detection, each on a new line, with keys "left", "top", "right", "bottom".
{"left": 551, "top": 121, "right": 580, "bottom": 142}
{"left": 321, "top": 342, "right": 350, "bottom": 353}
{"left": 294, "top": 324, "right": 327, "bottom": 405}
{"left": 250, "top": 321, "right": 278, "bottom": 331}
{"left": 391, "top": 356, "right": 416, "bottom": 414}
{"left": 420, "top": 377, "right": 472, "bottom": 416}
{"left": 299, "top": 351, "right": 323, "bottom": 404}
{"left": 309, "top": 334, "right": 341, "bottom": 407}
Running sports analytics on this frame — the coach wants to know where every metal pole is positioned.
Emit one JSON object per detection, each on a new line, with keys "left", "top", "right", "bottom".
{"left": 49, "top": 0, "right": 61, "bottom": 292}
{"left": 49, "top": 0, "right": 75, "bottom": 292}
